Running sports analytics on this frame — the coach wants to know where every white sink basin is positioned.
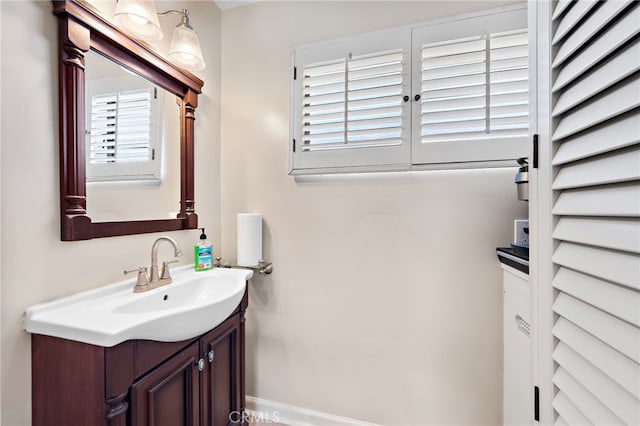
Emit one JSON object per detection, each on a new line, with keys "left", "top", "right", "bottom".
{"left": 24, "top": 266, "right": 252, "bottom": 347}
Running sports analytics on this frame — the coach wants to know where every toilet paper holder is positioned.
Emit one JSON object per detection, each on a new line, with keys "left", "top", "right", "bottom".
{"left": 214, "top": 257, "right": 273, "bottom": 275}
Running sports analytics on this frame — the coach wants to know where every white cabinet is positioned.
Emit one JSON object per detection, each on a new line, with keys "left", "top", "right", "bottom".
{"left": 502, "top": 264, "right": 531, "bottom": 426}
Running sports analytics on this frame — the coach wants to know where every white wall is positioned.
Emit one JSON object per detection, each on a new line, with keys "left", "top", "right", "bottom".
{"left": 220, "top": 1, "right": 527, "bottom": 424}
{"left": 0, "top": 1, "right": 221, "bottom": 424}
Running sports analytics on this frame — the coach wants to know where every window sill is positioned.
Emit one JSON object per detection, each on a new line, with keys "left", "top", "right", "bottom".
{"left": 289, "top": 159, "right": 518, "bottom": 177}
{"left": 86, "top": 177, "right": 162, "bottom": 186}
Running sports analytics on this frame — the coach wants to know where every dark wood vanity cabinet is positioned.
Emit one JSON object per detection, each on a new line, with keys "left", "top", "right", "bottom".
{"left": 32, "top": 293, "right": 247, "bottom": 426}
{"left": 201, "top": 316, "right": 244, "bottom": 426}
{"left": 130, "top": 341, "right": 201, "bottom": 426}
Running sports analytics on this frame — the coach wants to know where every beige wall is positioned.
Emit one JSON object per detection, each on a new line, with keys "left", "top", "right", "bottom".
{"left": 0, "top": 1, "right": 221, "bottom": 424}
{"left": 220, "top": 1, "right": 526, "bottom": 424}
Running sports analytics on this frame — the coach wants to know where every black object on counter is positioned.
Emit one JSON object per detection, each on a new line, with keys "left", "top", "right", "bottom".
{"left": 496, "top": 246, "right": 529, "bottom": 274}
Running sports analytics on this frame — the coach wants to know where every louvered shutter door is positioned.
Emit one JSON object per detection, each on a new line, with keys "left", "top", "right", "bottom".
{"left": 549, "top": 2, "right": 640, "bottom": 424}
{"left": 412, "top": 6, "right": 528, "bottom": 165}
{"left": 292, "top": 28, "right": 411, "bottom": 172}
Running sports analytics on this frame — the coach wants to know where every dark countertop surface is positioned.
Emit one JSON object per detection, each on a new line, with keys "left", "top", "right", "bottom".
{"left": 496, "top": 246, "right": 529, "bottom": 275}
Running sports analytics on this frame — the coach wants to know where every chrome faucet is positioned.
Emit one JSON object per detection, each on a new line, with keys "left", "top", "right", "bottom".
{"left": 150, "top": 236, "right": 182, "bottom": 283}
{"left": 125, "top": 236, "right": 182, "bottom": 293}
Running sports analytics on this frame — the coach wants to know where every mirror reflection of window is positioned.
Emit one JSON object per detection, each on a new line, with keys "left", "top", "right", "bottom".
{"left": 89, "top": 88, "right": 154, "bottom": 163}
{"left": 84, "top": 49, "right": 181, "bottom": 223}
{"left": 85, "top": 52, "right": 164, "bottom": 183}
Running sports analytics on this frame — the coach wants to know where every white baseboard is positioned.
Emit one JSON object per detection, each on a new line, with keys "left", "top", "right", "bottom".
{"left": 246, "top": 396, "right": 380, "bottom": 426}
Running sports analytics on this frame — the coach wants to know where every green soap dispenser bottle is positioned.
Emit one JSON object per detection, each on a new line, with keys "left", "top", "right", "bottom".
{"left": 194, "top": 228, "right": 213, "bottom": 271}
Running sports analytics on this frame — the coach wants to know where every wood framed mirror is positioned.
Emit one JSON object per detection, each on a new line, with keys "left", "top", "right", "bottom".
{"left": 53, "top": 0, "right": 203, "bottom": 241}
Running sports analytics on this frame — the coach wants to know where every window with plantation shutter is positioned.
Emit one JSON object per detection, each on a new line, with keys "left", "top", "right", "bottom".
{"left": 290, "top": 5, "right": 527, "bottom": 175}
{"left": 86, "top": 75, "right": 163, "bottom": 182}
{"left": 292, "top": 28, "right": 411, "bottom": 173}
{"left": 412, "top": 7, "right": 528, "bottom": 165}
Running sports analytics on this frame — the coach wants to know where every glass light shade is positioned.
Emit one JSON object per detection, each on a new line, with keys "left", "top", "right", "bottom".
{"left": 114, "top": 0, "right": 163, "bottom": 42}
{"left": 168, "top": 25, "right": 206, "bottom": 71}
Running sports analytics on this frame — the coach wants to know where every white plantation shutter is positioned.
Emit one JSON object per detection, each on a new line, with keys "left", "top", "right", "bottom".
{"left": 420, "top": 30, "right": 528, "bottom": 143}
{"left": 549, "top": 2, "right": 640, "bottom": 425}
{"left": 292, "top": 28, "right": 411, "bottom": 172}
{"left": 421, "top": 37, "right": 488, "bottom": 141}
{"left": 412, "top": 6, "right": 528, "bottom": 165}
{"left": 89, "top": 88, "right": 152, "bottom": 164}
{"left": 489, "top": 31, "right": 528, "bottom": 134}
{"left": 302, "top": 50, "right": 404, "bottom": 151}
{"left": 89, "top": 93, "right": 117, "bottom": 163}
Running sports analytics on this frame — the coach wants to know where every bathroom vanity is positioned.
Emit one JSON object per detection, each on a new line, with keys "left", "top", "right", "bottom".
{"left": 26, "top": 265, "right": 251, "bottom": 426}
{"left": 31, "top": 291, "right": 247, "bottom": 426}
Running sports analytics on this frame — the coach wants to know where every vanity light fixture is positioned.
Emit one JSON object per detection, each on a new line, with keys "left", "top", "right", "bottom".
{"left": 113, "top": 0, "right": 163, "bottom": 41}
{"left": 160, "top": 9, "right": 206, "bottom": 71}
{"left": 114, "top": 2, "right": 206, "bottom": 71}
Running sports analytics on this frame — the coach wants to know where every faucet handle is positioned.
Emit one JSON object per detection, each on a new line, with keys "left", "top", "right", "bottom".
{"left": 124, "top": 267, "right": 150, "bottom": 292}
{"left": 214, "top": 257, "right": 231, "bottom": 268}
{"left": 124, "top": 266, "right": 147, "bottom": 275}
{"left": 160, "top": 260, "right": 179, "bottom": 280}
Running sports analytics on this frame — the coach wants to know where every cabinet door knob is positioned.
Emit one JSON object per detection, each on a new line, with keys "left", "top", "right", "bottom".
{"left": 207, "top": 350, "right": 215, "bottom": 363}
{"left": 196, "top": 358, "right": 205, "bottom": 372}
{"left": 414, "top": 94, "right": 421, "bottom": 102}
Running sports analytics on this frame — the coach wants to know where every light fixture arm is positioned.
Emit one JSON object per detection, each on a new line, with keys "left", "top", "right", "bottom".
{"left": 157, "top": 9, "right": 193, "bottom": 30}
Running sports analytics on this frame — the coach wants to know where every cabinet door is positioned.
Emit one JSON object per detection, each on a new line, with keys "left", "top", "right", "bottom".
{"left": 201, "top": 316, "right": 242, "bottom": 426}
{"left": 130, "top": 341, "right": 201, "bottom": 426}
{"left": 503, "top": 268, "right": 531, "bottom": 425}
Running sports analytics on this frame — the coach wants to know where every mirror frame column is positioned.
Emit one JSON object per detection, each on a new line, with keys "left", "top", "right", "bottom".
{"left": 59, "top": 15, "right": 92, "bottom": 241}
{"left": 182, "top": 90, "right": 198, "bottom": 228}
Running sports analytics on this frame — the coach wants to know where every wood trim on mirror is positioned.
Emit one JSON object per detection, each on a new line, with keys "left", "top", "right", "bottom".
{"left": 53, "top": 0, "right": 204, "bottom": 240}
